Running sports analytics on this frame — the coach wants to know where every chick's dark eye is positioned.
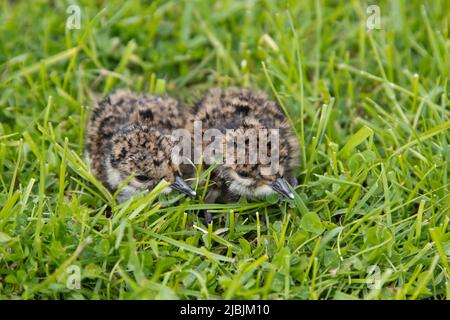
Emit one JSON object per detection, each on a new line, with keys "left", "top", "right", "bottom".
{"left": 237, "top": 171, "right": 250, "bottom": 178}
{"left": 135, "top": 175, "right": 150, "bottom": 182}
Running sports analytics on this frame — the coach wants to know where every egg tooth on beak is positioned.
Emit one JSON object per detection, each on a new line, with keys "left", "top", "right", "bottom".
{"left": 271, "top": 177, "right": 294, "bottom": 200}
{"left": 171, "top": 175, "right": 196, "bottom": 197}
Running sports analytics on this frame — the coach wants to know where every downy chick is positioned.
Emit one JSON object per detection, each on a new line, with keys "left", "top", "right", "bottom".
{"left": 194, "top": 87, "right": 300, "bottom": 202}
{"left": 87, "top": 90, "right": 195, "bottom": 202}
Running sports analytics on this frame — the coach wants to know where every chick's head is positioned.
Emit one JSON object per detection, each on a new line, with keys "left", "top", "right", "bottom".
{"left": 217, "top": 124, "right": 298, "bottom": 199}
{"left": 108, "top": 125, "right": 195, "bottom": 197}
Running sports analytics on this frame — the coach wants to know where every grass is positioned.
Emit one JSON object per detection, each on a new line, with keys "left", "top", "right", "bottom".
{"left": 0, "top": 0, "right": 449, "bottom": 300}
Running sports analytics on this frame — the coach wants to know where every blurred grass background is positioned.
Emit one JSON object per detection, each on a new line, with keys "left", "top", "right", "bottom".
{"left": 0, "top": 0, "right": 449, "bottom": 299}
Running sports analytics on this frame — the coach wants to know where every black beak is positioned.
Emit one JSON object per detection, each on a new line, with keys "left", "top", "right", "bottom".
{"left": 170, "top": 176, "right": 196, "bottom": 197}
{"left": 271, "top": 177, "right": 294, "bottom": 200}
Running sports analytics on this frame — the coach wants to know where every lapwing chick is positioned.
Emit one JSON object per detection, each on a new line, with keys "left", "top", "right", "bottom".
{"left": 87, "top": 90, "right": 196, "bottom": 202}
{"left": 194, "top": 88, "right": 300, "bottom": 202}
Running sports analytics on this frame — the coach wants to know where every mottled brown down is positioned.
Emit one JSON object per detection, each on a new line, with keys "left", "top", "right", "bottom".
{"left": 194, "top": 87, "right": 300, "bottom": 201}
{"left": 86, "top": 90, "right": 194, "bottom": 196}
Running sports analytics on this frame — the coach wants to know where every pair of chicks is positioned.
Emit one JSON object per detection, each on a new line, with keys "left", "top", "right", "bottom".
{"left": 86, "top": 88, "right": 299, "bottom": 204}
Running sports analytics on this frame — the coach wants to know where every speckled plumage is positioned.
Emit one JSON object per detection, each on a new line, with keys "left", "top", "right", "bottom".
{"left": 194, "top": 87, "right": 300, "bottom": 201}
{"left": 86, "top": 90, "right": 195, "bottom": 201}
